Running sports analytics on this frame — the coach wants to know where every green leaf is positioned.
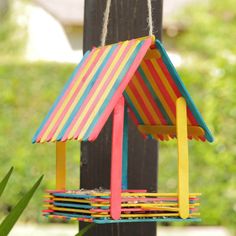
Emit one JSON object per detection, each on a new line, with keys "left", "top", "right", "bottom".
{"left": 0, "top": 175, "right": 43, "bottom": 235}
{"left": 75, "top": 223, "right": 95, "bottom": 236}
{"left": 0, "top": 167, "right": 13, "bottom": 198}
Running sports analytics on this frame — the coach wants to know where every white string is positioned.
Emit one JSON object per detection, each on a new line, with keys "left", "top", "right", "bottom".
{"left": 100, "top": 0, "right": 112, "bottom": 46}
{"left": 147, "top": 0, "right": 154, "bottom": 36}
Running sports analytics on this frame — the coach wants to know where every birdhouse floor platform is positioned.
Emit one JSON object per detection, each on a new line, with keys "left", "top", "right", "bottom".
{"left": 43, "top": 189, "right": 201, "bottom": 223}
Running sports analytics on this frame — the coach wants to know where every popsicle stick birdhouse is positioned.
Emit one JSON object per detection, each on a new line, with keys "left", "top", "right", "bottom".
{"left": 33, "top": 35, "right": 213, "bottom": 224}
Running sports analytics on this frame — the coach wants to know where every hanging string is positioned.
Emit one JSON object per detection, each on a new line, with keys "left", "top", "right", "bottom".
{"left": 100, "top": 0, "right": 154, "bottom": 46}
{"left": 100, "top": 0, "right": 112, "bottom": 46}
{"left": 147, "top": 0, "right": 154, "bottom": 36}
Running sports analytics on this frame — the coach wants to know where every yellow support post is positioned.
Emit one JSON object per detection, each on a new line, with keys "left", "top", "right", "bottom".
{"left": 176, "top": 97, "right": 189, "bottom": 219}
{"left": 56, "top": 142, "right": 66, "bottom": 190}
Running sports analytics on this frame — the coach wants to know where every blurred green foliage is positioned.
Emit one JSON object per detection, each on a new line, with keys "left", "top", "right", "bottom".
{"left": 0, "top": 0, "right": 235, "bottom": 229}
{"left": 159, "top": 0, "right": 236, "bottom": 228}
{"left": 0, "top": 62, "right": 80, "bottom": 222}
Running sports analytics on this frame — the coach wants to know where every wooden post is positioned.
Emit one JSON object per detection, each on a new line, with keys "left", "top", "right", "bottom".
{"left": 81, "top": 0, "right": 162, "bottom": 235}
{"left": 56, "top": 142, "right": 66, "bottom": 190}
{"left": 176, "top": 97, "right": 189, "bottom": 219}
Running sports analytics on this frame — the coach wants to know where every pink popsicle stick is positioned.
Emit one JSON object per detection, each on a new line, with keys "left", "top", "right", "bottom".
{"left": 110, "top": 96, "right": 125, "bottom": 220}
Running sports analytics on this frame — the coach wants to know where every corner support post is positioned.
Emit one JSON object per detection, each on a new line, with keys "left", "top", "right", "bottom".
{"left": 56, "top": 142, "right": 66, "bottom": 190}
{"left": 176, "top": 97, "right": 189, "bottom": 219}
{"left": 110, "top": 96, "right": 125, "bottom": 220}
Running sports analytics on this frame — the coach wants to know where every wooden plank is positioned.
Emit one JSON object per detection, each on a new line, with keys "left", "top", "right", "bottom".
{"left": 56, "top": 142, "right": 66, "bottom": 190}
{"left": 110, "top": 96, "right": 124, "bottom": 220}
{"left": 176, "top": 97, "right": 189, "bottom": 219}
{"left": 81, "top": 0, "right": 162, "bottom": 235}
{"left": 138, "top": 125, "right": 205, "bottom": 137}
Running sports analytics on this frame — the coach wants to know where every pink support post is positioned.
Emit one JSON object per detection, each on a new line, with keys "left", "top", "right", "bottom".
{"left": 110, "top": 96, "right": 125, "bottom": 220}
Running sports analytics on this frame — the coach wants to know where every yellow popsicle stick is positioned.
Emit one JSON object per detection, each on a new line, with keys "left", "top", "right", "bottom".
{"left": 90, "top": 202, "right": 199, "bottom": 208}
{"left": 56, "top": 142, "right": 66, "bottom": 190}
{"left": 43, "top": 195, "right": 53, "bottom": 198}
{"left": 90, "top": 192, "right": 201, "bottom": 197}
{"left": 53, "top": 197, "right": 91, "bottom": 204}
{"left": 142, "top": 207, "right": 179, "bottom": 212}
{"left": 138, "top": 125, "right": 205, "bottom": 137}
{"left": 176, "top": 97, "right": 189, "bottom": 219}
{"left": 52, "top": 207, "right": 91, "bottom": 214}
{"left": 142, "top": 203, "right": 200, "bottom": 208}
{"left": 92, "top": 213, "right": 179, "bottom": 218}
{"left": 92, "top": 212, "right": 200, "bottom": 218}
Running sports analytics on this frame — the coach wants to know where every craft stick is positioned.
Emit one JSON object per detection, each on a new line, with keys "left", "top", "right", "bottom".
{"left": 120, "top": 192, "right": 199, "bottom": 197}
{"left": 42, "top": 209, "right": 54, "bottom": 213}
{"left": 54, "top": 202, "right": 92, "bottom": 209}
{"left": 56, "top": 142, "right": 66, "bottom": 190}
{"left": 91, "top": 198, "right": 110, "bottom": 203}
{"left": 120, "top": 197, "right": 177, "bottom": 202}
{"left": 43, "top": 199, "right": 53, "bottom": 203}
{"left": 122, "top": 105, "right": 128, "bottom": 190}
{"left": 43, "top": 195, "right": 54, "bottom": 198}
{"left": 53, "top": 198, "right": 91, "bottom": 203}
{"left": 138, "top": 125, "right": 205, "bottom": 137}
{"left": 93, "top": 217, "right": 201, "bottom": 223}
{"left": 96, "top": 35, "right": 154, "bottom": 49}
{"left": 176, "top": 97, "right": 189, "bottom": 219}
{"left": 141, "top": 207, "right": 179, "bottom": 212}
{"left": 91, "top": 196, "right": 179, "bottom": 203}
{"left": 91, "top": 208, "right": 146, "bottom": 213}
{"left": 45, "top": 214, "right": 93, "bottom": 222}
{"left": 50, "top": 212, "right": 92, "bottom": 219}
{"left": 110, "top": 96, "right": 124, "bottom": 220}
{"left": 52, "top": 207, "right": 91, "bottom": 214}
{"left": 84, "top": 219, "right": 93, "bottom": 222}
{"left": 91, "top": 202, "right": 199, "bottom": 208}
{"left": 143, "top": 48, "right": 161, "bottom": 60}
{"left": 92, "top": 212, "right": 200, "bottom": 218}
{"left": 90, "top": 192, "right": 201, "bottom": 197}
{"left": 46, "top": 189, "right": 66, "bottom": 193}
{"left": 93, "top": 213, "right": 179, "bottom": 218}
{"left": 122, "top": 189, "right": 147, "bottom": 193}
{"left": 53, "top": 193, "right": 96, "bottom": 199}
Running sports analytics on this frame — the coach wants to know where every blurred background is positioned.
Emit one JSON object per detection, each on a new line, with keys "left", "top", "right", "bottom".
{"left": 0, "top": 0, "right": 235, "bottom": 235}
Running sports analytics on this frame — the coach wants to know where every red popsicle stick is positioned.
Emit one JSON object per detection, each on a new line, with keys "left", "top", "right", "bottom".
{"left": 110, "top": 96, "right": 125, "bottom": 220}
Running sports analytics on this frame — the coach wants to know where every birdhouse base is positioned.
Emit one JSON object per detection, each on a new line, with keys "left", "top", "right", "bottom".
{"left": 43, "top": 189, "right": 201, "bottom": 223}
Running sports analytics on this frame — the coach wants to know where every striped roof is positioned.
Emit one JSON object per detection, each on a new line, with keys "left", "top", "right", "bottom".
{"left": 33, "top": 36, "right": 213, "bottom": 143}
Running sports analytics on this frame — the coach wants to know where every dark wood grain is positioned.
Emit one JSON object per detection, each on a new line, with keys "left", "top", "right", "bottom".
{"left": 81, "top": 0, "right": 163, "bottom": 235}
